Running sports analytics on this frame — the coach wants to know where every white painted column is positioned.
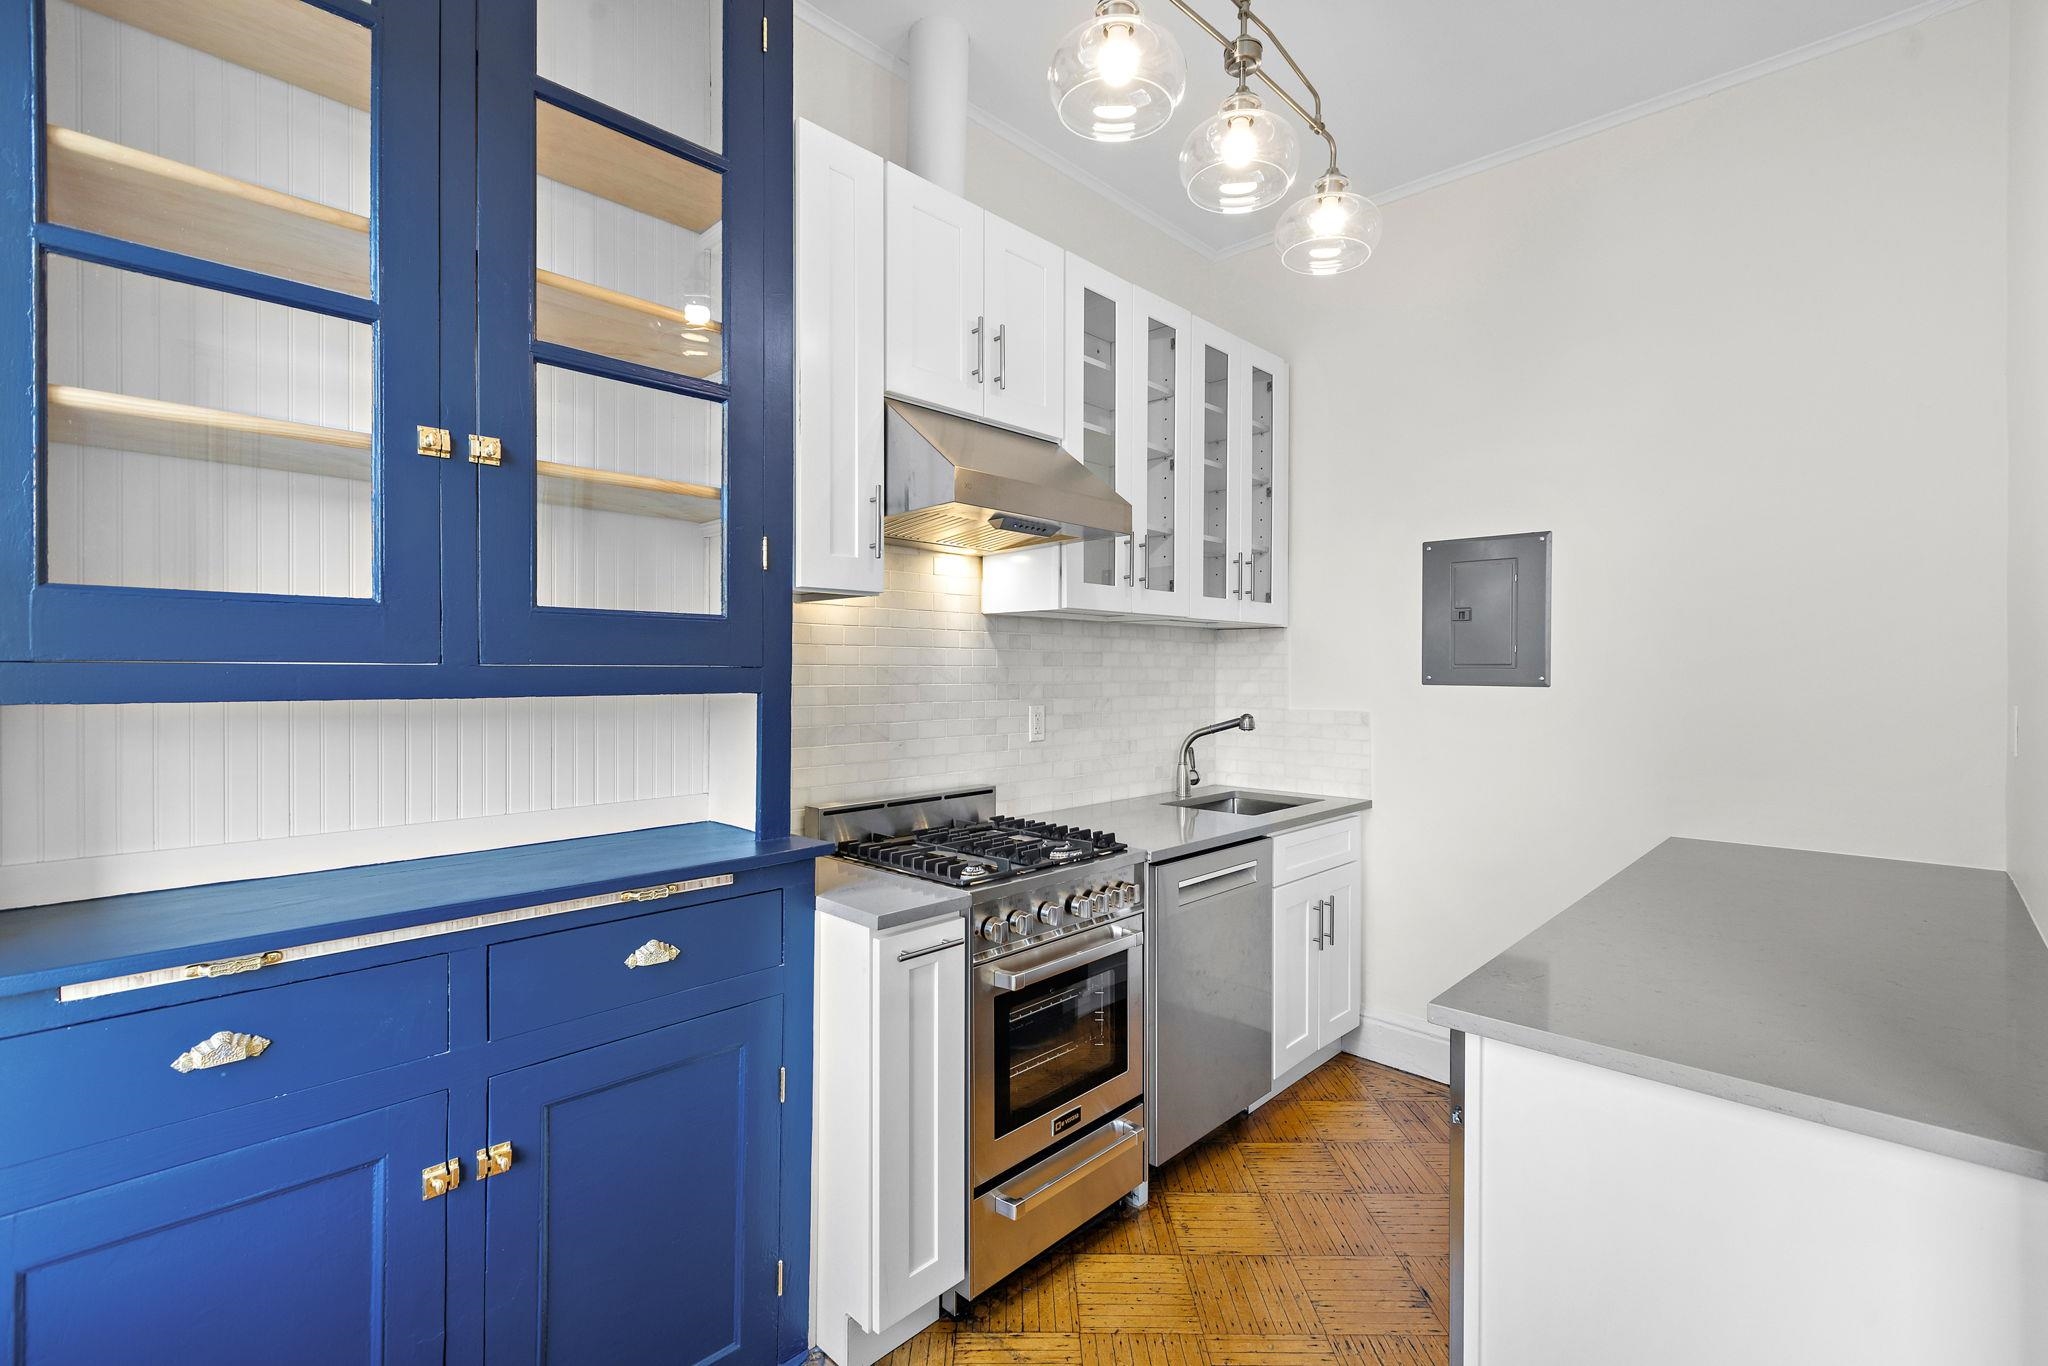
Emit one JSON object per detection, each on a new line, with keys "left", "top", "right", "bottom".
{"left": 905, "top": 16, "right": 968, "bottom": 196}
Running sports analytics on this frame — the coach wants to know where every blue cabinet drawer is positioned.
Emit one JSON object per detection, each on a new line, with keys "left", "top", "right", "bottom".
{"left": 0, "top": 956, "right": 449, "bottom": 1170}
{"left": 488, "top": 891, "right": 783, "bottom": 1038}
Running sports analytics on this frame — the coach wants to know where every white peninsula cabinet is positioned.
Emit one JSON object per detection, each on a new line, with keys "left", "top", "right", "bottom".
{"left": 884, "top": 164, "right": 1064, "bottom": 440}
{"left": 813, "top": 911, "right": 967, "bottom": 1366}
{"left": 1271, "top": 816, "right": 1363, "bottom": 1079}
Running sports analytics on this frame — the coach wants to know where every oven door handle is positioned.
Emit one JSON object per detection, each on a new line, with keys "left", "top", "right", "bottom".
{"left": 985, "top": 928, "right": 1142, "bottom": 991}
{"left": 988, "top": 1117, "right": 1147, "bottom": 1220}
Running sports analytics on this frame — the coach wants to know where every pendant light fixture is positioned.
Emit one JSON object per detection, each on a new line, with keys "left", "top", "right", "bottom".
{"left": 1049, "top": 0, "right": 1379, "bottom": 275}
{"left": 1047, "top": 0, "right": 1188, "bottom": 143}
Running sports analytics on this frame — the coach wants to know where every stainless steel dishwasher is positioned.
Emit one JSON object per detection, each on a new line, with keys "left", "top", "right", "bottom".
{"left": 1146, "top": 838, "right": 1274, "bottom": 1167}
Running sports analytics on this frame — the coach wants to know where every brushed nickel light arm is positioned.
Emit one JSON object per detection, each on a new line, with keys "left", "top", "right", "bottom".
{"left": 1162, "top": 0, "right": 1344, "bottom": 177}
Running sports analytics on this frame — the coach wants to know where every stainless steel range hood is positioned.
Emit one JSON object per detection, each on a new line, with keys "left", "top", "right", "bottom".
{"left": 884, "top": 399, "right": 1132, "bottom": 555}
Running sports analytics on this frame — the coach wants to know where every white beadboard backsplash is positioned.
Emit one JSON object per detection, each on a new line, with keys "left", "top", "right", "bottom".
{"left": 0, "top": 695, "right": 757, "bottom": 910}
{"left": 791, "top": 548, "right": 1371, "bottom": 824}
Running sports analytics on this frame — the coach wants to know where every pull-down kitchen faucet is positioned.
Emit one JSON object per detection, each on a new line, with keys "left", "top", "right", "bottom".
{"left": 1176, "top": 714, "right": 1255, "bottom": 798}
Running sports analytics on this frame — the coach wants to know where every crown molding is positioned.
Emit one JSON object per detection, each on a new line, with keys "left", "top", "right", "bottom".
{"left": 801, "top": 0, "right": 1985, "bottom": 268}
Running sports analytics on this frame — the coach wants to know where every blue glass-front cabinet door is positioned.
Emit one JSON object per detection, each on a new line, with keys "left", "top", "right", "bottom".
{"left": 0, "top": 0, "right": 445, "bottom": 665}
{"left": 0, "top": 1096, "right": 447, "bottom": 1365}
{"left": 481, "top": 999, "right": 785, "bottom": 1364}
{"left": 471, "top": 0, "right": 769, "bottom": 666}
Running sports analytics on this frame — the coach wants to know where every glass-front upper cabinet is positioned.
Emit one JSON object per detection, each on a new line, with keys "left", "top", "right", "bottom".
{"left": 1137, "top": 294, "right": 1190, "bottom": 616}
{"left": 1193, "top": 326, "right": 1235, "bottom": 615}
{"left": 1063, "top": 260, "right": 1128, "bottom": 613}
{"left": 5, "top": 0, "right": 442, "bottom": 664}
{"left": 474, "top": 0, "right": 765, "bottom": 666}
{"left": 1237, "top": 348, "right": 1288, "bottom": 625}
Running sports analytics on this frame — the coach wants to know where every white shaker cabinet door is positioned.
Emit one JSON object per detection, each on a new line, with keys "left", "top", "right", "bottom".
{"left": 885, "top": 164, "right": 986, "bottom": 418}
{"left": 982, "top": 216, "right": 1065, "bottom": 440}
{"left": 1272, "top": 876, "right": 1321, "bottom": 1079}
{"left": 1314, "top": 861, "right": 1362, "bottom": 1047}
{"left": 871, "top": 917, "right": 969, "bottom": 1328}
{"left": 795, "top": 120, "right": 885, "bottom": 598}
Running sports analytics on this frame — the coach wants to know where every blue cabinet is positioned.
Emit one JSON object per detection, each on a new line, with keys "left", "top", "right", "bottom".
{"left": 0, "top": 1095, "right": 448, "bottom": 1366}
{"left": 484, "top": 999, "right": 785, "bottom": 1364}
{"left": 0, "top": 826, "right": 821, "bottom": 1366}
{"left": 0, "top": 0, "right": 795, "bottom": 702}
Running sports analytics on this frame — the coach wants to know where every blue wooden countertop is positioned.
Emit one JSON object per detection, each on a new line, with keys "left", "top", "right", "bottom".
{"left": 0, "top": 823, "right": 828, "bottom": 998}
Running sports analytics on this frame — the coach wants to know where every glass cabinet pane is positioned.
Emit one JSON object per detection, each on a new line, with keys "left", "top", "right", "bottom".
{"left": 535, "top": 366, "right": 725, "bottom": 616}
{"left": 537, "top": 0, "right": 722, "bottom": 152}
{"left": 535, "top": 105, "right": 724, "bottom": 382}
{"left": 1199, "top": 344, "right": 1232, "bottom": 606}
{"left": 43, "top": 257, "right": 373, "bottom": 597}
{"left": 1247, "top": 365, "right": 1276, "bottom": 607}
{"left": 42, "top": 0, "right": 373, "bottom": 296}
{"left": 1142, "top": 317, "right": 1178, "bottom": 599}
{"left": 1076, "top": 287, "right": 1119, "bottom": 594}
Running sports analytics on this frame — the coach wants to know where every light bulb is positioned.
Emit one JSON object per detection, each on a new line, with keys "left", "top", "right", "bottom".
{"left": 682, "top": 298, "right": 712, "bottom": 327}
{"left": 1307, "top": 195, "right": 1349, "bottom": 238}
{"left": 1219, "top": 115, "right": 1257, "bottom": 169}
{"left": 1096, "top": 23, "right": 1139, "bottom": 88}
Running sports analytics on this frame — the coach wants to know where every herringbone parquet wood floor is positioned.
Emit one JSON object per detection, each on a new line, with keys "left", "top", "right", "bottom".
{"left": 880, "top": 1054, "right": 1452, "bottom": 1366}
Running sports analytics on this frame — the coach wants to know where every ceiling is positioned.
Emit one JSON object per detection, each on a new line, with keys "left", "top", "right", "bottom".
{"left": 797, "top": 0, "right": 1965, "bottom": 256}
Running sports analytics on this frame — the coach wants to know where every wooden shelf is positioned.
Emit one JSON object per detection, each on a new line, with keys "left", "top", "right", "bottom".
{"left": 46, "top": 385, "right": 370, "bottom": 480}
{"left": 537, "top": 461, "right": 722, "bottom": 523}
{"left": 68, "top": 0, "right": 370, "bottom": 111}
{"left": 47, "top": 127, "right": 371, "bottom": 296}
{"left": 536, "top": 271, "right": 723, "bottom": 378}
{"left": 48, "top": 129, "right": 724, "bottom": 377}
{"left": 536, "top": 102, "right": 721, "bottom": 234}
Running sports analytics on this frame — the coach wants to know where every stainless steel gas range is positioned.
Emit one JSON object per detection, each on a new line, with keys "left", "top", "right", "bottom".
{"left": 808, "top": 788, "right": 1149, "bottom": 1300}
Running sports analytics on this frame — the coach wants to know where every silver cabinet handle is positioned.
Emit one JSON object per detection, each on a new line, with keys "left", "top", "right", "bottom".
{"left": 897, "top": 936, "right": 965, "bottom": 963}
{"left": 1176, "top": 860, "right": 1257, "bottom": 893}
{"left": 971, "top": 315, "right": 984, "bottom": 383}
{"left": 994, "top": 323, "right": 1008, "bottom": 391}
{"left": 1136, "top": 532, "right": 1149, "bottom": 589}
{"left": 870, "top": 483, "right": 883, "bottom": 558}
{"left": 1325, "top": 895, "right": 1336, "bottom": 947}
{"left": 1232, "top": 552, "right": 1244, "bottom": 598}
{"left": 1122, "top": 536, "right": 1133, "bottom": 585}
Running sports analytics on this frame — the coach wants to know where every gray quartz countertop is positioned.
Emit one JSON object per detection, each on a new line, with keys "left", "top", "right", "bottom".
{"left": 814, "top": 858, "right": 968, "bottom": 932}
{"left": 1023, "top": 789, "right": 1371, "bottom": 865}
{"left": 1429, "top": 838, "right": 2048, "bottom": 1180}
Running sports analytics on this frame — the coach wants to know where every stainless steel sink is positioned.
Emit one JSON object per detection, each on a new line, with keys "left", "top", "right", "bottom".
{"left": 1166, "top": 790, "right": 1311, "bottom": 816}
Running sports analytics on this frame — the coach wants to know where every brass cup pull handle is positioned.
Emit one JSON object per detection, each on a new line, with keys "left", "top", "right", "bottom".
{"left": 624, "top": 939, "right": 681, "bottom": 969}
{"left": 170, "top": 1030, "right": 272, "bottom": 1074}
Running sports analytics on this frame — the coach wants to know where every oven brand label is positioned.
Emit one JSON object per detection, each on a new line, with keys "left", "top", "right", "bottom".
{"left": 1052, "top": 1106, "right": 1084, "bottom": 1136}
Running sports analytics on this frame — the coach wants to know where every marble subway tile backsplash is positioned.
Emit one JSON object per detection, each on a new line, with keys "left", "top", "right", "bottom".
{"left": 790, "top": 548, "right": 1371, "bottom": 824}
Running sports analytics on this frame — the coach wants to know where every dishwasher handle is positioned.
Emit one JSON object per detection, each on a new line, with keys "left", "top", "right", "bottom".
{"left": 1173, "top": 859, "right": 1261, "bottom": 903}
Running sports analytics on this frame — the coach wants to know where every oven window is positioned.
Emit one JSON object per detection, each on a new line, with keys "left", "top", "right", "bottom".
{"left": 993, "top": 952, "right": 1131, "bottom": 1137}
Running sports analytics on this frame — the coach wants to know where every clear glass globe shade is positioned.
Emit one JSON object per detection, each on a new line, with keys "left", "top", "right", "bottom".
{"left": 1179, "top": 92, "right": 1298, "bottom": 214}
{"left": 1047, "top": 4, "right": 1186, "bottom": 143}
{"left": 1274, "top": 180, "right": 1382, "bottom": 276}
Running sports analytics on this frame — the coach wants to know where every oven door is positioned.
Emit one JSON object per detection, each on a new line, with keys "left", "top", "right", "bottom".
{"left": 973, "top": 919, "right": 1145, "bottom": 1185}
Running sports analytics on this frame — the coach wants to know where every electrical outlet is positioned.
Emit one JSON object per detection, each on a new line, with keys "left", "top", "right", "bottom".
{"left": 1027, "top": 705, "right": 1047, "bottom": 744}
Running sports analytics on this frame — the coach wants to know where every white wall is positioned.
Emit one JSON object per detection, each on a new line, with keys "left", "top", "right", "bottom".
{"left": 1229, "top": 2, "right": 2014, "bottom": 1034}
{"left": 2012, "top": 0, "right": 2048, "bottom": 933}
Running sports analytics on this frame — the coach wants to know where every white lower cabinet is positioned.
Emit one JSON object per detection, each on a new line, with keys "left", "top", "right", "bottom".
{"left": 1271, "top": 821, "right": 1363, "bottom": 1079}
{"left": 814, "top": 911, "right": 967, "bottom": 1366}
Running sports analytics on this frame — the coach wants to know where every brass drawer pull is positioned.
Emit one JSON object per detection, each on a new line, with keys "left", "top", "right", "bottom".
{"left": 170, "top": 1030, "right": 272, "bottom": 1074}
{"left": 623, "top": 939, "right": 681, "bottom": 969}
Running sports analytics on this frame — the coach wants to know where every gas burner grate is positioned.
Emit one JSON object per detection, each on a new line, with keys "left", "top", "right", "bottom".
{"left": 836, "top": 815, "right": 1126, "bottom": 887}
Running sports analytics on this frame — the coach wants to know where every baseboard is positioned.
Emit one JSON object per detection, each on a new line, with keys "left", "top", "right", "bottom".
{"left": 1346, "top": 1009, "right": 1452, "bottom": 1084}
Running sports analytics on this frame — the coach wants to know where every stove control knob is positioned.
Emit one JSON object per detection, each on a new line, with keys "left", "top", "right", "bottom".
{"left": 1035, "top": 900, "right": 1062, "bottom": 925}
{"left": 978, "top": 914, "right": 1007, "bottom": 943}
{"left": 1005, "top": 907, "right": 1037, "bottom": 937}
{"left": 1064, "top": 890, "right": 1092, "bottom": 917}
{"left": 1085, "top": 888, "right": 1110, "bottom": 917}
{"left": 1116, "top": 881, "right": 1141, "bottom": 908}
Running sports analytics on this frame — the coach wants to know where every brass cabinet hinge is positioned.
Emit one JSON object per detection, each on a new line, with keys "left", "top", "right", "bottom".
{"left": 761, "top": 16, "right": 769, "bottom": 51}
{"left": 417, "top": 425, "right": 453, "bottom": 458}
{"left": 474, "top": 1140, "right": 514, "bottom": 1181}
{"left": 776, "top": 1259, "right": 784, "bottom": 1296}
{"left": 422, "top": 1158, "right": 461, "bottom": 1201}
{"left": 760, "top": 535, "right": 770, "bottom": 572}
{"left": 779, "top": 1066, "right": 786, "bottom": 1103}
{"left": 468, "top": 433, "right": 503, "bottom": 467}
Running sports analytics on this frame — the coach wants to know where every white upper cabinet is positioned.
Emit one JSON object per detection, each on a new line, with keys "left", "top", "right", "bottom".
{"left": 1236, "top": 342, "right": 1290, "bottom": 626}
{"left": 883, "top": 163, "right": 1063, "bottom": 440}
{"left": 982, "top": 218, "right": 1066, "bottom": 439}
{"left": 795, "top": 121, "right": 886, "bottom": 599}
{"left": 884, "top": 164, "right": 987, "bottom": 419}
{"left": 1055, "top": 256, "right": 1139, "bottom": 615}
